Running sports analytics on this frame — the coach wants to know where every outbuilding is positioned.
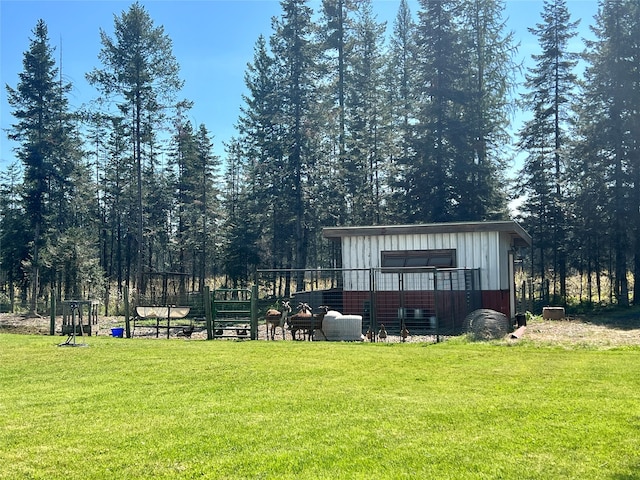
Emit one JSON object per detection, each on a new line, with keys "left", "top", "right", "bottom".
{"left": 322, "top": 221, "right": 531, "bottom": 334}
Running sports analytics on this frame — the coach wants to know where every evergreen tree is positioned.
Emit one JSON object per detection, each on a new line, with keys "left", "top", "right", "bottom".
{"left": 396, "top": 0, "right": 515, "bottom": 224}
{"left": 409, "top": 0, "right": 466, "bottom": 222}
{"left": 83, "top": 110, "right": 111, "bottom": 294}
{"left": 457, "top": 0, "right": 515, "bottom": 221}
{"left": 320, "top": 0, "right": 351, "bottom": 168}
{"left": 516, "top": 0, "right": 579, "bottom": 303}
{"left": 567, "top": 119, "right": 610, "bottom": 304}
{"left": 168, "top": 117, "right": 220, "bottom": 291}
{"left": 317, "top": 0, "right": 357, "bottom": 227}
{"left": 87, "top": 2, "right": 184, "bottom": 292}
{"left": 0, "top": 163, "right": 29, "bottom": 311}
{"left": 144, "top": 142, "right": 173, "bottom": 276}
{"left": 193, "top": 124, "right": 221, "bottom": 291}
{"left": 270, "top": 0, "right": 319, "bottom": 288}
{"left": 344, "top": 0, "right": 388, "bottom": 224}
{"left": 630, "top": 2, "right": 640, "bottom": 306}
{"left": 101, "top": 116, "right": 134, "bottom": 297}
{"left": 579, "top": 0, "right": 640, "bottom": 306}
{"left": 385, "top": 0, "right": 417, "bottom": 223}
{"left": 237, "top": 35, "right": 291, "bottom": 271}
{"left": 220, "top": 138, "right": 260, "bottom": 288}
{"left": 168, "top": 114, "right": 198, "bottom": 289}
{"left": 6, "top": 19, "right": 84, "bottom": 312}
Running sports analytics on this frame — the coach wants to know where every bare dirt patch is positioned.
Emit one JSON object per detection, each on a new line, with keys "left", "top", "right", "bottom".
{"left": 520, "top": 316, "right": 640, "bottom": 348}
{"left": 0, "top": 313, "right": 120, "bottom": 336}
{"left": 2, "top": 311, "right": 639, "bottom": 347}
{"left": 0, "top": 313, "right": 279, "bottom": 340}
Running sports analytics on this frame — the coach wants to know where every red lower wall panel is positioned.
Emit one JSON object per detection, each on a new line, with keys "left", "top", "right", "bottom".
{"left": 342, "top": 289, "right": 511, "bottom": 334}
{"left": 480, "top": 291, "right": 511, "bottom": 317}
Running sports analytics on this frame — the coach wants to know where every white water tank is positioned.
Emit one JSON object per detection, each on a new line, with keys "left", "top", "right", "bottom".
{"left": 322, "top": 313, "right": 363, "bottom": 341}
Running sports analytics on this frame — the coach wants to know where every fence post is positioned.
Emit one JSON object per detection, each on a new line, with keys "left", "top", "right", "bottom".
{"left": 251, "top": 285, "right": 258, "bottom": 340}
{"left": 369, "top": 268, "right": 377, "bottom": 341}
{"left": 49, "top": 289, "right": 56, "bottom": 336}
{"left": 124, "top": 285, "right": 131, "bottom": 338}
{"left": 434, "top": 271, "right": 440, "bottom": 342}
{"left": 204, "top": 286, "right": 213, "bottom": 340}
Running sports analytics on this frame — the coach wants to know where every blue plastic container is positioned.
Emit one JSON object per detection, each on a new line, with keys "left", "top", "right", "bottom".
{"left": 111, "top": 327, "right": 124, "bottom": 338}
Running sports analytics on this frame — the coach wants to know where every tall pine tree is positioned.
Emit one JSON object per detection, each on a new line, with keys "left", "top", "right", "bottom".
{"left": 410, "top": 0, "right": 466, "bottom": 222}
{"left": 578, "top": 0, "right": 640, "bottom": 306}
{"left": 457, "top": 0, "right": 515, "bottom": 221}
{"left": 516, "top": 0, "right": 579, "bottom": 303}
{"left": 344, "top": 0, "right": 388, "bottom": 224}
{"left": 270, "top": 0, "right": 319, "bottom": 289}
{"left": 87, "top": 2, "right": 183, "bottom": 292}
{"left": 6, "top": 20, "right": 85, "bottom": 312}
{"left": 385, "top": 0, "right": 417, "bottom": 223}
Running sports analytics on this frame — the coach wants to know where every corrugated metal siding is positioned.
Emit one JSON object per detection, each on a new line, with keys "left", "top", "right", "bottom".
{"left": 498, "top": 232, "right": 514, "bottom": 290}
{"left": 449, "top": 231, "right": 498, "bottom": 290}
{"left": 341, "top": 231, "right": 506, "bottom": 290}
{"left": 341, "top": 237, "right": 370, "bottom": 290}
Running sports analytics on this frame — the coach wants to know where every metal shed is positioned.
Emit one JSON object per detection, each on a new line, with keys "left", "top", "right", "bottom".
{"left": 323, "top": 221, "right": 531, "bottom": 320}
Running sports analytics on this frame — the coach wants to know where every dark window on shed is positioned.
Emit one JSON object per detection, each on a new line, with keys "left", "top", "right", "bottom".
{"left": 381, "top": 249, "right": 456, "bottom": 268}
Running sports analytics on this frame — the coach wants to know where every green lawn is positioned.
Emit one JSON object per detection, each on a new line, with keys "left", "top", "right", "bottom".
{"left": 1, "top": 334, "right": 639, "bottom": 479}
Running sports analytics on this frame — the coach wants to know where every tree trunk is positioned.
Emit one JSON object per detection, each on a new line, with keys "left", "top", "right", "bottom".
{"left": 135, "top": 93, "right": 144, "bottom": 296}
{"left": 29, "top": 222, "right": 40, "bottom": 316}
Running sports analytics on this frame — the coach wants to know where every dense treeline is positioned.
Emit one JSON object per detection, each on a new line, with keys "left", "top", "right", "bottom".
{"left": 1, "top": 0, "right": 638, "bottom": 312}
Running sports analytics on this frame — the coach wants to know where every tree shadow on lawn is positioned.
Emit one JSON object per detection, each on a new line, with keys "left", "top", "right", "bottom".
{"left": 572, "top": 305, "right": 640, "bottom": 331}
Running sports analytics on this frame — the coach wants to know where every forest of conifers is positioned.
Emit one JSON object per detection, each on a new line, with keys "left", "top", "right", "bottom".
{"left": 1, "top": 0, "right": 638, "bottom": 313}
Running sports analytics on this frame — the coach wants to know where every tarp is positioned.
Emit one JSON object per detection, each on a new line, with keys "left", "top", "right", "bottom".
{"left": 136, "top": 306, "right": 190, "bottom": 319}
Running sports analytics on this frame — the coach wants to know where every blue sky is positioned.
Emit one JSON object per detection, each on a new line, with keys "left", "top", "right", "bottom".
{"left": 1, "top": 0, "right": 599, "bottom": 172}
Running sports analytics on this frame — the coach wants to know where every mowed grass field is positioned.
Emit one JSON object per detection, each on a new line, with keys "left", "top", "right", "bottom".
{"left": 1, "top": 334, "right": 639, "bottom": 479}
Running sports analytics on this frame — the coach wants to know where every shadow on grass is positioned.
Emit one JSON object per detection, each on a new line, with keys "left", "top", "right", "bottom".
{"left": 569, "top": 305, "right": 640, "bottom": 331}
{"left": 0, "top": 324, "right": 50, "bottom": 335}
{"left": 610, "top": 459, "right": 640, "bottom": 480}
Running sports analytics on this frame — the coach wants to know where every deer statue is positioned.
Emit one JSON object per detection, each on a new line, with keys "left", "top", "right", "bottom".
{"left": 265, "top": 300, "right": 291, "bottom": 341}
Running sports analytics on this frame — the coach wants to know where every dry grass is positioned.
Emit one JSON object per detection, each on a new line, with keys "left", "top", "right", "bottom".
{"left": 521, "top": 311, "right": 640, "bottom": 348}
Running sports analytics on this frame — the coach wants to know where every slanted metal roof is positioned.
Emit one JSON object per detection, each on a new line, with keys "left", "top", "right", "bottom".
{"left": 322, "top": 221, "right": 532, "bottom": 247}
